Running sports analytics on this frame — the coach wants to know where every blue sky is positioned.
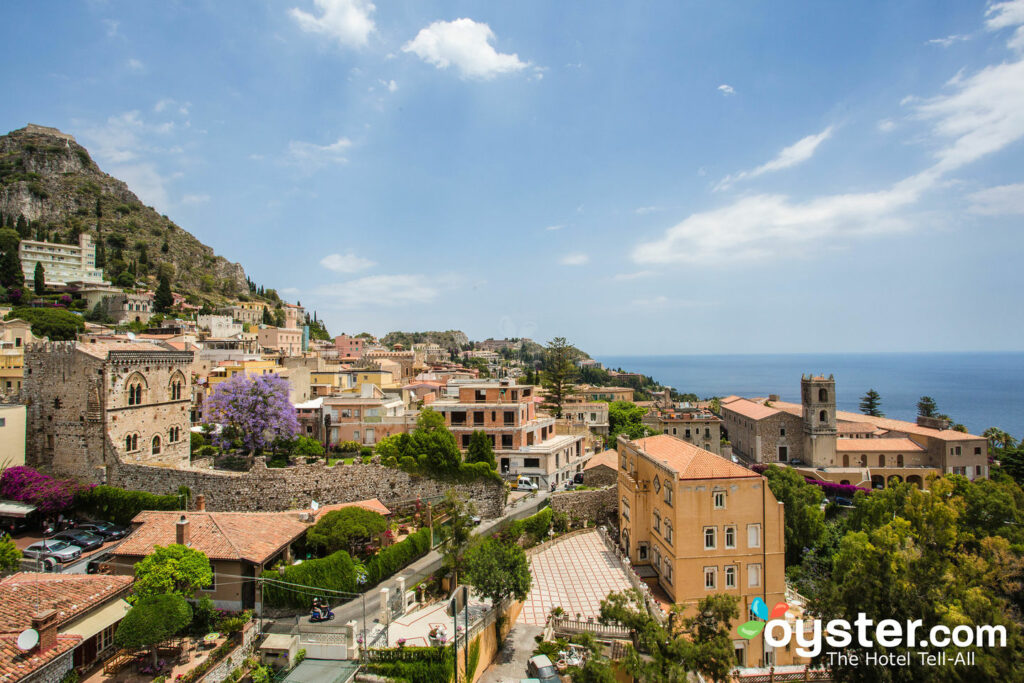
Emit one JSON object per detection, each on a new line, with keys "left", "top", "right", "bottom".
{"left": 2, "top": 1, "right": 1023, "bottom": 355}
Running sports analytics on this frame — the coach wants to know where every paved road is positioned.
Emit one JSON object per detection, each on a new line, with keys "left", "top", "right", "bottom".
{"left": 267, "top": 491, "right": 552, "bottom": 638}
{"left": 478, "top": 623, "right": 544, "bottom": 683}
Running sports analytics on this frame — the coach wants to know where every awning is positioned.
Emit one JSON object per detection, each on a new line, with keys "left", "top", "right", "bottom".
{"left": 0, "top": 500, "right": 36, "bottom": 518}
{"left": 63, "top": 599, "right": 132, "bottom": 640}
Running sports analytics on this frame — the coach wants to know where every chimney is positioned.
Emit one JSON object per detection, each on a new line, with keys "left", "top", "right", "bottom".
{"left": 31, "top": 610, "right": 58, "bottom": 653}
{"left": 196, "top": 494, "right": 206, "bottom": 512}
{"left": 176, "top": 515, "right": 190, "bottom": 546}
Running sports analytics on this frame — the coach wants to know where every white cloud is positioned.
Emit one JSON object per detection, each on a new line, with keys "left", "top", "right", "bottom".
{"left": 384, "top": 79, "right": 397, "bottom": 93}
{"left": 289, "top": 0, "right": 375, "bottom": 48}
{"left": 926, "top": 34, "right": 969, "bottom": 47}
{"left": 967, "top": 182, "right": 1024, "bottom": 214}
{"left": 613, "top": 270, "right": 653, "bottom": 281}
{"left": 287, "top": 137, "right": 352, "bottom": 169}
{"left": 545, "top": 224, "right": 564, "bottom": 231}
{"left": 877, "top": 119, "right": 896, "bottom": 132}
{"left": 103, "top": 19, "right": 119, "bottom": 38}
{"left": 403, "top": 18, "right": 529, "bottom": 79}
{"left": 717, "top": 84, "right": 735, "bottom": 96}
{"left": 320, "top": 250, "right": 376, "bottom": 273}
{"left": 313, "top": 274, "right": 442, "bottom": 307}
{"left": 181, "top": 193, "right": 210, "bottom": 205}
{"left": 112, "top": 163, "right": 170, "bottom": 210}
{"left": 716, "top": 126, "right": 833, "bottom": 190}
{"left": 987, "top": 0, "right": 1024, "bottom": 51}
{"left": 126, "top": 58, "right": 144, "bottom": 72}
{"left": 560, "top": 253, "right": 589, "bottom": 266}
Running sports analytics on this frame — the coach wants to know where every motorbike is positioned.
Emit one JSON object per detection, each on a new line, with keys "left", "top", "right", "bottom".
{"left": 309, "top": 598, "right": 335, "bottom": 623}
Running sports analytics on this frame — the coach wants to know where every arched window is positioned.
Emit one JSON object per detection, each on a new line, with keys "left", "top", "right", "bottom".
{"left": 860, "top": 454, "right": 867, "bottom": 467}
{"left": 897, "top": 453, "right": 904, "bottom": 467}
{"left": 169, "top": 372, "right": 186, "bottom": 401}
{"left": 819, "top": 410, "right": 827, "bottom": 423}
{"left": 879, "top": 454, "right": 885, "bottom": 467}
{"left": 843, "top": 454, "right": 849, "bottom": 467}
{"left": 818, "top": 388, "right": 828, "bottom": 402}
{"left": 125, "top": 435, "right": 133, "bottom": 451}
{"left": 152, "top": 435, "right": 161, "bottom": 454}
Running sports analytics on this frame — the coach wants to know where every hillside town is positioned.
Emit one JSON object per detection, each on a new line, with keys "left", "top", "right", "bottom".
{"left": 0, "top": 208, "right": 1019, "bottom": 683}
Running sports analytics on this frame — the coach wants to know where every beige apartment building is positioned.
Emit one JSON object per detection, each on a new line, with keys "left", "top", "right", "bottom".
{"left": 617, "top": 434, "right": 788, "bottom": 669}
{"left": 19, "top": 233, "right": 108, "bottom": 286}
{"left": 432, "top": 380, "right": 588, "bottom": 487}
{"left": 0, "top": 318, "right": 36, "bottom": 396}
{"left": 721, "top": 375, "right": 988, "bottom": 490}
{"left": 644, "top": 408, "right": 723, "bottom": 455}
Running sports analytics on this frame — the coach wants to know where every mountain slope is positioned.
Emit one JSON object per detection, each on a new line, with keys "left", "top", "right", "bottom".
{"left": 0, "top": 123, "right": 246, "bottom": 297}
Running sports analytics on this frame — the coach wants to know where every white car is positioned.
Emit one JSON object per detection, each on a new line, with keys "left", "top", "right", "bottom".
{"left": 23, "top": 539, "right": 82, "bottom": 564}
{"left": 515, "top": 477, "right": 538, "bottom": 492}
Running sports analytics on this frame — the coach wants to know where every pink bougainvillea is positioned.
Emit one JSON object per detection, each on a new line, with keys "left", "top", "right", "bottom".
{"left": 0, "top": 466, "right": 88, "bottom": 513}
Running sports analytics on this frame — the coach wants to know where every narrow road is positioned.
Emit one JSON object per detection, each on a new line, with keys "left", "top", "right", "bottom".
{"left": 267, "top": 491, "right": 552, "bottom": 637}
{"left": 478, "top": 623, "right": 544, "bottom": 683}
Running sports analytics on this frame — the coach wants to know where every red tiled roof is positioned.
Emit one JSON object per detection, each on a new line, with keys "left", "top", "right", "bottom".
{"left": 770, "top": 401, "right": 984, "bottom": 441}
{"left": 0, "top": 633, "right": 79, "bottom": 683}
{"left": 113, "top": 511, "right": 309, "bottom": 565}
{"left": 630, "top": 435, "right": 758, "bottom": 480}
{"left": 584, "top": 450, "right": 618, "bottom": 471}
{"left": 722, "top": 398, "right": 780, "bottom": 421}
{"left": 0, "top": 574, "right": 133, "bottom": 633}
{"left": 837, "top": 422, "right": 880, "bottom": 434}
{"left": 835, "top": 438, "right": 924, "bottom": 452}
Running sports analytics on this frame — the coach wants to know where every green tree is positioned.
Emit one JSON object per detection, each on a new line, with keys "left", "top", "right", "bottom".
{"left": 0, "top": 533, "right": 22, "bottom": 572}
{"left": 466, "top": 430, "right": 496, "bottom": 468}
{"left": 464, "top": 536, "right": 531, "bottom": 638}
{"left": 293, "top": 435, "right": 325, "bottom": 458}
{"left": 917, "top": 396, "right": 938, "bottom": 418}
{"left": 262, "top": 307, "right": 273, "bottom": 324}
{"left": 607, "top": 401, "right": 650, "bottom": 440}
{"left": 32, "top": 262, "right": 44, "bottom": 295}
{"left": 416, "top": 407, "right": 446, "bottom": 432}
{"left": 762, "top": 465, "right": 827, "bottom": 566}
{"left": 15, "top": 215, "right": 29, "bottom": 239}
{"left": 599, "top": 589, "right": 739, "bottom": 682}
{"left": 115, "top": 594, "right": 192, "bottom": 666}
{"left": 132, "top": 543, "right": 213, "bottom": 600}
{"left": 858, "top": 389, "right": 883, "bottom": 417}
{"left": 0, "top": 228, "right": 23, "bottom": 291}
{"left": 984, "top": 427, "right": 1017, "bottom": 453}
{"left": 154, "top": 274, "right": 173, "bottom": 313}
{"left": 541, "top": 337, "right": 579, "bottom": 417}
{"left": 6, "top": 307, "right": 85, "bottom": 340}
{"left": 307, "top": 507, "right": 387, "bottom": 556}
{"left": 440, "top": 490, "right": 477, "bottom": 587}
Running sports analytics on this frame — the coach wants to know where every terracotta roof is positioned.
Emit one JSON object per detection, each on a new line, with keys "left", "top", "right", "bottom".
{"left": 720, "top": 396, "right": 742, "bottom": 404}
{"left": 584, "top": 450, "right": 618, "bottom": 471}
{"left": 630, "top": 435, "right": 758, "bottom": 480}
{"left": 722, "top": 398, "right": 780, "bottom": 421}
{"left": 312, "top": 498, "right": 391, "bottom": 518}
{"left": 113, "top": 511, "right": 310, "bottom": 565}
{"left": 770, "top": 401, "right": 984, "bottom": 441}
{"left": 0, "top": 633, "right": 79, "bottom": 683}
{"left": 0, "top": 574, "right": 133, "bottom": 632}
{"left": 836, "top": 438, "right": 924, "bottom": 452}
{"left": 837, "top": 422, "right": 880, "bottom": 434}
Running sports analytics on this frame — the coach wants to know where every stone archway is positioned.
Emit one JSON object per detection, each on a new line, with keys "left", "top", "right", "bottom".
{"left": 871, "top": 475, "right": 885, "bottom": 489}
{"left": 907, "top": 475, "right": 923, "bottom": 488}
{"left": 887, "top": 474, "right": 903, "bottom": 486}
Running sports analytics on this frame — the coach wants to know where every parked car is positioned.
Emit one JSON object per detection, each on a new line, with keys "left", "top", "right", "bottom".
{"left": 516, "top": 477, "right": 538, "bottom": 492}
{"left": 527, "top": 655, "right": 560, "bottom": 683}
{"left": 563, "top": 481, "right": 576, "bottom": 490}
{"left": 22, "top": 540, "right": 82, "bottom": 564}
{"left": 53, "top": 529, "right": 105, "bottom": 552}
{"left": 573, "top": 471, "right": 584, "bottom": 484}
{"left": 834, "top": 496, "right": 854, "bottom": 507}
{"left": 76, "top": 520, "right": 128, "bottom": 539}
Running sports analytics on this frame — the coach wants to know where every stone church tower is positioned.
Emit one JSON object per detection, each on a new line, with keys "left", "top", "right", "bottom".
{"left": 801, "top": 374, "right": 837, "bottom": 467}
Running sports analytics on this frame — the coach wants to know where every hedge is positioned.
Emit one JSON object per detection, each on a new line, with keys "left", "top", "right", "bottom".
{"left": 261, "top": 549, "right": 358, "bottom": 608}
{"left": 74, "top": 485, "right": 180, "bottom": 526}
{"left": 362, "top": 646, "right": 452, "bottom": 683}
{"left": 365, "top": 527, "right": 431, "bottom": 587}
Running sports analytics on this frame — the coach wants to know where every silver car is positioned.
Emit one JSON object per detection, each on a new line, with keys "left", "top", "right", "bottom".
{"left": 23, "top": 540, "right": 82, "bottom": 563}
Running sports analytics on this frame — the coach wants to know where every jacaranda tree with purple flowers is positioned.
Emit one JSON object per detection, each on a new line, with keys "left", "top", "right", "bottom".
{"left": 205, "top": 373, "right": 298, "bottom": 454}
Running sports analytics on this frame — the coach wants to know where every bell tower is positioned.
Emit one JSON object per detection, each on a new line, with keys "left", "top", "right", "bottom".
{"left": 801, "top": 374, "right": 837, "bottom": 467}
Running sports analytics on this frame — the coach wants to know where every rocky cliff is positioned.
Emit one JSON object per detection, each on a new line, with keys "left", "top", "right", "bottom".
{"left": 0, "top": 124, "right": 247, "bottom": 297}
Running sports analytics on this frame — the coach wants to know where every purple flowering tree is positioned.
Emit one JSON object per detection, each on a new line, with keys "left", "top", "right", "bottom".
{"left": 205, "top": 373, "right": 299, "bottom": 454}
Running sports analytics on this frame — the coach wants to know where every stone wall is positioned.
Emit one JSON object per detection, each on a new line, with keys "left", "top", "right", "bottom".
{"left": 200, "top": 620, "right": 260, "bottom": 683}
{"left": 107, "top": 459, "right": 506, "bottom": 518}
{"left": 550, "top": 486, "right": 617, "bottom": 524}
{"left": 582, "top": 463, "right": 617, "bottom": 487}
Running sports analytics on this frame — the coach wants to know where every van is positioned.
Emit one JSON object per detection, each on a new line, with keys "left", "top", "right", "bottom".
{"left": 516, "top": 477, "right": 538, "bottom": 492}
{"left": 527, "top": 655, "right": 559, "bottom": 683}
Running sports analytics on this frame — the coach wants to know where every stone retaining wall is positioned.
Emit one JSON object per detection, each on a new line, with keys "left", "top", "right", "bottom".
{"left": 107, "top": 459, "right": 505, "bottom": 518}
{"left": 549, "top": 486, "right": 617, "bottom": 524}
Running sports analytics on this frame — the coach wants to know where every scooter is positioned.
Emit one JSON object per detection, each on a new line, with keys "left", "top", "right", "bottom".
{"left": 310, "top": 598, "right": 335, "bottom": 623}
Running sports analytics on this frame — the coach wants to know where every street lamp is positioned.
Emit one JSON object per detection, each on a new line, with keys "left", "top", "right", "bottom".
{"left": 323, "top": 412, "right": 332, "bottom": 455}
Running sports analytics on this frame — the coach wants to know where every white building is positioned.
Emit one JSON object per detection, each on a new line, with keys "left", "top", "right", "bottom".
{"left": 198, "top": 314, "right": 244, "bottom": 338}
{"left": 19, "top": 234, "right": 109, "bottom": 287}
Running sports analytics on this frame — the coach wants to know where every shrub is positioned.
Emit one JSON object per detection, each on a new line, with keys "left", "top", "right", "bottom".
{"left": 0, "top": 466, "right": 87, "bottom": 513}
{"left": 360, "top": 447, "right": 373, "bottom": 458}
{"left": 261, "top": 550, "right": 357, "bottom": 608}
{"left": 365, "top": 527, "right": 431, "bottom": 587}
{"left": 362, "top": 646, "right": 452, "bottom": 683}
{"left": 190, "top": 432, "right": 206, "bottom": 454}
{"left": 522, "top": 507, "right": 553, "bottom": 542}
{"left": 335, "top": 441, "right": 362, "bottom": 453}
{"left": 6, "top": 307, "right": 84, "bottom": 340}
{"left": 74, "top": 485, "right": 180, "bottom": 526}
{"left": 196, "top": 445, "right": 219, "bottom": 457}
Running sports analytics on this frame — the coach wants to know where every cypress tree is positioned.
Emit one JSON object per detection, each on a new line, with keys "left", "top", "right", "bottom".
{"left": 0, "top": 229, "right": 23, "bottom": 290}
{"left": 15, "top": 215, "right": 29, "bottom": 239}
{"left": 154, "top": 274, "right": 173, "bottom": 313}
{"left": 33, "top": 262, "right": 45, "bottom": 294}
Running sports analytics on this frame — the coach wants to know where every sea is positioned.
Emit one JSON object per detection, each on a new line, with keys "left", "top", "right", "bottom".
{"left": 596, "top": 352, "right": 1024, "bottom": 439}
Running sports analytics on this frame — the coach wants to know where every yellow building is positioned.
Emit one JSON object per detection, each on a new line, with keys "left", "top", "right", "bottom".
{"left": 205, "top": 359, "right": 280, "bottom": 393}
{"left": 309, "top": 371, "right": 355, "bottom": 397}
{"left": 0, "top": 319, "right": 38, "bottom": 396}
{"left": 617, "top": 434, "right": 789, "bottom": 669}
{"left": 0, "top": 404, "right": 26, "bottom": 467}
